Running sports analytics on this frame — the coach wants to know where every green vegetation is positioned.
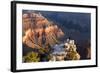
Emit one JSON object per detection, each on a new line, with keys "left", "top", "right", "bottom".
{"left": 23, "top": 52, "right": 40, "bottom": 63}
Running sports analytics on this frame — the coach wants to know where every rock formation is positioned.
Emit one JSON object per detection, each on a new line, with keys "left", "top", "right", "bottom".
{"left": 22, "top": 12, "right": 64, "bottom": 53}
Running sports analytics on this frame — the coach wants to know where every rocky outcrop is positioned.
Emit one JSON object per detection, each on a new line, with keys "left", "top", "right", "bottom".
{"left": 22, "top": 12, "right": 64, "bottom": 51}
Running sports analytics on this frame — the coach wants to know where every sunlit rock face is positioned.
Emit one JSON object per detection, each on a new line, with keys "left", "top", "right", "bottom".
{"left": 22, "top": 12, "right": 64, "bottom": 49}
{"left": 50, "top": 39, "right": 80, "bottom": 61}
